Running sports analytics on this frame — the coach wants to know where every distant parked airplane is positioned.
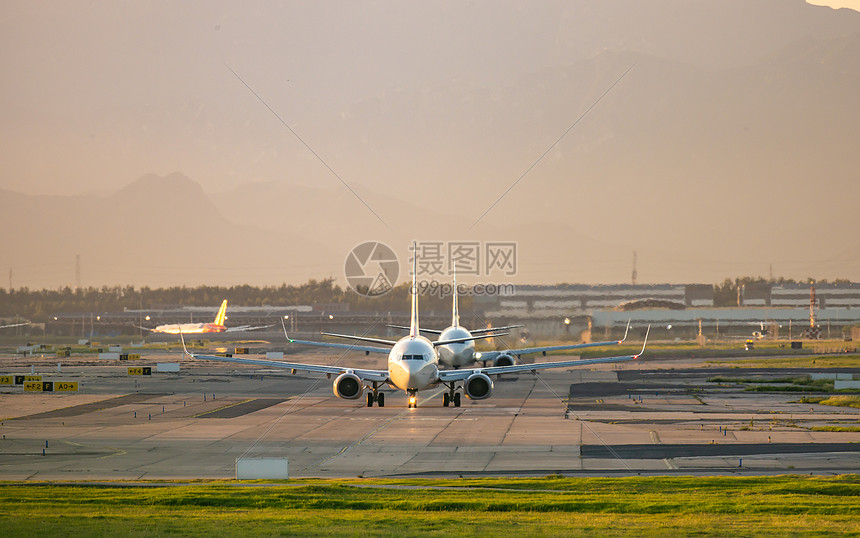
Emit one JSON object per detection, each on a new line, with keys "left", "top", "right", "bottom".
{"left": 139, "top": 300, "right": 271, "bottom": 334}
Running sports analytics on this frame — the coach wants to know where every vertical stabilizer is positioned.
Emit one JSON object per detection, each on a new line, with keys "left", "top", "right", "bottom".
{"left": 410, "top": 242, "right": 419, "bottom": 338}
{"left": 214, "top": 300, "right": 228, "bottom": 326}
{"left": 451, "top": 269, "right": 460, "bottom": 328}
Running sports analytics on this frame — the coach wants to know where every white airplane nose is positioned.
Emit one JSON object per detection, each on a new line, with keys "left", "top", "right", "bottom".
{"left": 403, "top": 360, "right": 425, "bottom": 376}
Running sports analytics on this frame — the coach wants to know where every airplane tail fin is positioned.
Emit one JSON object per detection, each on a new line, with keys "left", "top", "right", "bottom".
{"left": 214, "top": 300, "right": 228, "bottom": 326}
{"left": 451, "top": 269, "right": 460, "bottom": 328}
{"left": 410, "top": 242, "right": 419, "bottom": 338}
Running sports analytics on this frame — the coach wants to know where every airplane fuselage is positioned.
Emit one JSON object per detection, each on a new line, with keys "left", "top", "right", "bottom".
{"left": 436, "top": 326, "right": 476, "bottom": 369}
{"left": 387, "top": 335, "right": 440, "bottom": 391}
{"left": 153, "top": 323, "right": 226, "bottom": 334}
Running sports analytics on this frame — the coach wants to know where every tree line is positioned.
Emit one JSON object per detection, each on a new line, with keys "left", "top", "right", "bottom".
{"left": 0, "top": 279, "right": 461, "bottom": 322}
{"left": 712, "top": 277, "right": 853, "bottom": 307}
{"left": 1, "top": 277, "right": 853, "bottom": 322}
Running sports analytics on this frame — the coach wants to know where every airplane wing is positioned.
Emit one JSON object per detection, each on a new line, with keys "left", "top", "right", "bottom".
{"left": 282, "top": 321, "right": 389, "bottom": 354}
{"left": 320, "top": 332, "right": 398, "bottom": 346}
{"left": 224, "top": 324, "right": 276, "bottom": 333}
{"left": 478, "top": 340, "right": 626, "bottom": 361}
{"left": 287, "top": 334, "right": 390, "bottom": 355}
{"left": 179, "top": 332, "right": 389, "bottom": 382}
{"left": 469, "top": 324, "right": 524, "bottom": 335}
{"left": 299, "top": 329, "right": 507, "bottom": 352}
{"left": 440, "top": 326, "right": 649, "bottom": 382}
{"left": 387, "top": 324, "right": 443, "bottom": 335}
{"left": 479, "top": 320, "right": 632, "bottom": 360}
{"left": 387, "top": 324, "right": 515, "bottom": 336}
{"left": 0, "top": 322, "right": 30, "bottom": 329}
{"left": 433, "top": 332, "right": 509, "bottom": 347}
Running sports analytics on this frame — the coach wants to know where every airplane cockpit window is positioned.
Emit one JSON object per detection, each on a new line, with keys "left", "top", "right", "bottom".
{"left": 402, "top": 354, "right": 426, "bottom": 361}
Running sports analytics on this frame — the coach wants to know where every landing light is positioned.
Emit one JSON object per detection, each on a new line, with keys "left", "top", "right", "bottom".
{"left": 409, "top": 396, "right": 417, "bottom": 406}
{"left": 475, "top": 352, "right": 482, "bottom": 359}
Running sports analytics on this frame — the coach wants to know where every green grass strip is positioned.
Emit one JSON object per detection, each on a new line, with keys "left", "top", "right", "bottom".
{"left": 0, "top": 475, "right": 858, "bottom": 536}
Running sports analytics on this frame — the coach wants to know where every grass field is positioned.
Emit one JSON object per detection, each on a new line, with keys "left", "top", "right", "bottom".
{"left": 706, "top": 354, "right": 860, "bottom": 369}
{"left": 1, "top": 475, "right": 858, "bottom": 536}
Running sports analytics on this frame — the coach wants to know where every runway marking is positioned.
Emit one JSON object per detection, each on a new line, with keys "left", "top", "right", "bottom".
{"left": 303, "top": 387, "right": 446, "bottom": 471}
{"left": 651, "top": 431, "right": 676, "bottom": 468}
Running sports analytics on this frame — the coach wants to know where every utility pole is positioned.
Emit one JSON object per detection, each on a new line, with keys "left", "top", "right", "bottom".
{"left": 75, "top": 254, "right": 81, "bottom": 291}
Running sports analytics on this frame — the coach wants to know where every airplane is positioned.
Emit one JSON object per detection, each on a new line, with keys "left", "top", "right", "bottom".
{"left": 389, "top": 275, "right": 632, "bottom": 369}
{"left": 181, "top": 246, "right": 649, "bottom": 408}
{"left": 0, "top": 321, "right": 29, "bottom": 330}
{"left": 140, "top": 300, "right": 272, "bottom": 334}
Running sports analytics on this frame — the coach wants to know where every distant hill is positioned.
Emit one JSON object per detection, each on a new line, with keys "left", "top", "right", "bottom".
{"left": 0, "top": 174, "right": 336, "bottom": 287}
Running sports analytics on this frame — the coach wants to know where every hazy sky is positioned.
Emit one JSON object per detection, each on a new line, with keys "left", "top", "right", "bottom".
{"left": 2, "top": 1, "right": 859, "bottom": 289}
{"left": 811, "top": 0, "right": 860, "bottom": 9}
{"left": 3, "top": 0, "right": 855, "bottom": 196}
{"left": 1, "top": 2, "right": 570, "bottom": 195}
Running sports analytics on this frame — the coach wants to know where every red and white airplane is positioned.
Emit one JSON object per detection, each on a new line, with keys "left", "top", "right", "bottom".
{"left": 141, "top": 300, "right": 270, "bottom": 334}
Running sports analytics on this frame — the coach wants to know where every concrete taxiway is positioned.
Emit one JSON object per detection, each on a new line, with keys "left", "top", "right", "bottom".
{"left": 0, "top": 350, "right": 858, "bottom": 479}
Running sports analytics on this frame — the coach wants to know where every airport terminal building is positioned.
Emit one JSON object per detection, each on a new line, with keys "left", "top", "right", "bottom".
{"left": 475, "top": 283, "right": 860, "bottom": 340}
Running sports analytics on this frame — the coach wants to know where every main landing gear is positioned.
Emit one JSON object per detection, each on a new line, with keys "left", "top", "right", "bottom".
{"left": 366, "top": 383, "right": 385, "bottom": 407}
{"left": 442, "top": 386, "right": 461, "bottom": 408}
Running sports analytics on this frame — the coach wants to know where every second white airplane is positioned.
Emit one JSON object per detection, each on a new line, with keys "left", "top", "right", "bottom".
{"left": 390, "top": 275, "right": 632, "bottom": 371}
{"left": 182, "top": 247, "right": 648, "bottom": 408}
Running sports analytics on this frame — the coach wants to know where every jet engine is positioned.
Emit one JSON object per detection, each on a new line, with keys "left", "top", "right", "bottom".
{"left": 492, "top": 353, "right": 516, "bottom": 367}
{"left": 333, "top": 372, "right": 363, "bottom": 399}
{"left": 463, "top": 372, "right": 494, "bottom": 400}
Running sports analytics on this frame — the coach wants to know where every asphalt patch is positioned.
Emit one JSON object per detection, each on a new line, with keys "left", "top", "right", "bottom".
{"left": 13, "top": 393, "right": 167, "bottom": 420}
{"left": 195, "top": 398, "right": 287, "bottom": 418}
{"left": 581, "top": 442, "right": 860, "bottom": 459}
{"left": 569, "top": 382, "right": 695, "bottom": 398}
